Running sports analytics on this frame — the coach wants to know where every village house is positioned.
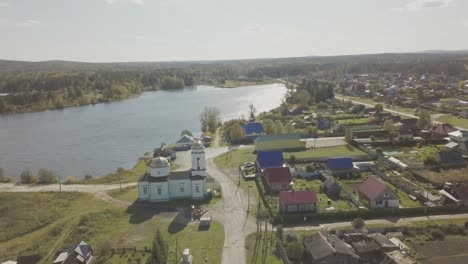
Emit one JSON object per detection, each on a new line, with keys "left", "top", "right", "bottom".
{"left": 436, "top": 150, "right": 465, "bottom": 169}
{"left": 262, "top": 167, "right": 292, "bottom": 192}
{"left": 138, "top": 141, "right": 207, "bottom": 202}
{"left": 279, "top": 190, "right": 318, "bottom": 213}
{"left": 327, "top": 157, "right": 354, "bottom": 177}
{"left": 282, "top": 105, "right": 306, "bottom": 116}
{"left": 53, "top": 241, "right": 93, "bottom": 264}
{"left": 242, "top": 122, "right": 265, "bottom": 141}
{"left": 358, "top": 176, "right": 399, "bottom": 208}
{"left": 303, "top": 232, "right": 359, "bottom": 264}
{"left": 174, "top": 134, "right": 196, "bottom": 150}
{"left": 256, "top": 150, "right": 284, "bottom": 171}
{"left": 426, "top": 123, "right": 457, "bottom": 139}
{"left": 253, "top": 133, "right": 305, "bottom": 152}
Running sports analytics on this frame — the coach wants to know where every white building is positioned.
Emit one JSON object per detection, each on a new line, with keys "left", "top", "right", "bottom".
{"left": 138, "top": 141, "right": 207, "bottom": 202}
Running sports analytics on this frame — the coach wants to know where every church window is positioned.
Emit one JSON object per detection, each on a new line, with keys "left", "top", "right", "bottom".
{"left": 143, "top": 186, "right": 148, "bottom": 194}
{"left": 180, "top": 183, "right": 185, "bottom": 192}
{"left": 195, "top": 185, "right": 200, "bottom": 193}
{"left": 197, "top": 157, "right": 200, "bottom": 170}
{"left": 157, "top": 187, "right": 162, "bottom": 195}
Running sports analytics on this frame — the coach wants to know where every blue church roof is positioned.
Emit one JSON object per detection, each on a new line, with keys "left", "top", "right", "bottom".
{"left": 244, "top": 122, "right": 265, "bottom": 135}
{"left": 327, "top": 158, "right": 353, "bottom": 170}
{"left": 257, "top": 150, "right": 284, "bottom": 170}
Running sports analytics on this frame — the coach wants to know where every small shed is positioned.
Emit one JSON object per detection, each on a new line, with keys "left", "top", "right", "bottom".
{"left": 199, "top": 216, "right": 211, "bottom": 228}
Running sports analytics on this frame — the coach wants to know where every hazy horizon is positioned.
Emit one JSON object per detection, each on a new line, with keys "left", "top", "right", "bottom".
{"left": 1, "top": 0, "right": 468, "bottom": 62}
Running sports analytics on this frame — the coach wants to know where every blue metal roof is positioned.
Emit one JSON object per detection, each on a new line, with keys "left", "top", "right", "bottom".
{"left": 244, "top": 122, "right": 264, "bottom": 135}
{"left": 256, "top": 150, "right": 284, "bottom": 170}
{"left": 327, "top": 158, "right": 353, "bottom": 170}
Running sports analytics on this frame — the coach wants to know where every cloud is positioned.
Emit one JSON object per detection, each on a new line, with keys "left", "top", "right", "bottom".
{"left": 0, "top": 19, "right": 40, "bottom": 29}
{"left": 0, "top": 2, "right": 9, "bottom": 8}
{"left": 243, "top": 24, "right": 264, "bottom": 33}
{"left": 462, "top": 19, "right": 468, "bottom": 28}
{"left": 104, "top": 0, "right": 144, "bottom": 5}
{"left": 405, "top": 0, "right": 452, "bottom": 11}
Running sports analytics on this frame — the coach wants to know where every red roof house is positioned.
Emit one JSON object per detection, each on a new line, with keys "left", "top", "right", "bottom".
{"left": 262, "top": 167, "right": 292, "bottom": 192}
{"left": 427, "top": 123, "right": 457, "bottom": 138}
{"left": 358, "top": 176, "right": 399, "bottom": 209}
{"left": 279, "top": 190, "right": 318, "bottom": 213}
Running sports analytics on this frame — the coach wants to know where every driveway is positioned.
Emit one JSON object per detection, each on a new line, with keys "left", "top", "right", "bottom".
{"left": 303, "top": 137, "right": 346, "bottom": 148}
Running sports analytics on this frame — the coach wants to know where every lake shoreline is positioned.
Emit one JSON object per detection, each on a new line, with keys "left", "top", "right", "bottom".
{"left": 0, "top": 80, "right": 278, "bottom": 115}
{"left": 0, "top": 83, "right": 286, "bottom": 179}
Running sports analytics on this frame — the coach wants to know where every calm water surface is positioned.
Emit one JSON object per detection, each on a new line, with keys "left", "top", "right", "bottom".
{"left": 0, "top": 83, "right": 286, "bottom": 178}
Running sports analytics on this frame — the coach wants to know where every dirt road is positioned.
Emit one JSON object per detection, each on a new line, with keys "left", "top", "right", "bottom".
{"left": 206, "top": 158, "right": 257, "bottom": 264}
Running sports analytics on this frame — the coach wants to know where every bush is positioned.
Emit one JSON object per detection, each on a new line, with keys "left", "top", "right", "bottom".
{"left": 84, "top": 174, "right": 93, "bottom": 180}
{"left": 20, "top": 170, "right": 36, "bottom": 184}
{"left": 375, "top": 147, "right": 383, "bottom": 154}
{"left": 284, "top": 240, "right": 304, "bottom": 261}
{"left": 352, "top": 217, "right": 365, "bottom": 230}
{"left": 37, "top": 169, "right": 57, "bottom": 184}
{"left": 116, "top": 167, "right": 125, "bottom": 174}
{"left": 430, "top": 229, "right": 445, "bottom": 240}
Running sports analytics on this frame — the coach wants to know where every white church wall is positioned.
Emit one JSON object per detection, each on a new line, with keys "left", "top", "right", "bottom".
{"left": 191, "top": 179, "right": 205, "bottom": 199}
{"left": 150, "top": 166, "right": 170, "bottom": 177}
{"left": 149, "top": 182, "right": 169, "bottom": 201}
{"left": 138, "top": 182, "right": 150, "bottom": 200}
{"left": 168, "top": 179, "right": 192, "bottom": 198}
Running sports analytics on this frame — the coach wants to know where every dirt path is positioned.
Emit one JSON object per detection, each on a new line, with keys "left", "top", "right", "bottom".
{"left": 206, "top": 158, "right": 256, "bottom": 264}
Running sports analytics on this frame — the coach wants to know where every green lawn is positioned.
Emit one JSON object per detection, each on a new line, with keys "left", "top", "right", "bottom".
{"left": 0, "top": 192, "right": 224, "bottom": 264}
{"left": 284, "top": 145, "right": 366, "bottom": 159}
{"left": 213, "top": 148, "right": 256, "bottom": 169}
{"left": 436, "top": 114, "right": 468, "bottom": 129}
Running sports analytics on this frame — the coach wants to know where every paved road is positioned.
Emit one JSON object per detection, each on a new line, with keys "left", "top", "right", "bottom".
{"left": 172, "top": 146, "right": 230, "bottom": 171}
{"left": 335, "top": 95, "right": 468, "bottom": 131}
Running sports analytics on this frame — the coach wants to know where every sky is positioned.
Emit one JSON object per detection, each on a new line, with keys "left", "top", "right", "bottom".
{"left": 0, "top": 0, "right": 467, "bottom": 62}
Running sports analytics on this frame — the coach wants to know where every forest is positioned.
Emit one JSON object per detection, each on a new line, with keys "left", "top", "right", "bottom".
{"left": 0, "top": 52, "right": 467, "bottom": 113}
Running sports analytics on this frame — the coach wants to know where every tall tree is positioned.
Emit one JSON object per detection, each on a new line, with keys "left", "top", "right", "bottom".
{"left": 229, "top": 123, "right": 244, "bottom": 140}
{"left": 417, "top": 109, "right": 432, "bottom": 129}
{"left": 200, "top": 106, "right": 221, "bottom": 133}
{"left": 375, "top": 104, "right": 384, "bottom": 113}
{"left": 248, "top": 103, "right": 256, "bottom": 120}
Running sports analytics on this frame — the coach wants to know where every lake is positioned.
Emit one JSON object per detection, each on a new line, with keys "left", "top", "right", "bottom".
{"left": 0, "top": 83, "right": 286, "bottom": 178}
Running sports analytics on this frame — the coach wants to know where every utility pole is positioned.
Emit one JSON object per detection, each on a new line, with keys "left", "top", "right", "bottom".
{"left": 247, "top": 185, "right": 253, "bottom": 213}
{"left": 58, "top": 175, "right": 61, "bottom": 193}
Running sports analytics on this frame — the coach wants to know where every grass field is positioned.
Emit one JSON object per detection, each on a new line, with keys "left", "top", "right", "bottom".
{"left": 0, "top": 192, "right": 224, "bottom": 264}
{"left": 436, "top": 114, "right": 468, "bottom": 129}
{"left": 338, "top": 118, "right": 370, "bottom": 125}
{"left": 213, "top": 148, "right": 256, "bottom": 170}
{"left": 418, "top": 168, "right": 468, "bottom": 183}
{"left": 284, "top": 145, "right": 366, "bottom": 159}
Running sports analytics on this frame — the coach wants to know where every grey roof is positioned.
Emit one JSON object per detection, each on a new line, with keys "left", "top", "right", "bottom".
{"left": 367, "top": 233, "right": 397, "bottom": 249}
{"left": 324, "top": 178, "right": 340, "bottom": 189}
{"left": 169, "top": 171, "right": 192, "bottom": 180}
{"left": 176, "top": 135, "right": 195, "bottom": 144}
{"left": 149, "top": 157, "right": 170, "bottom": 168}
{"left": 304, "top": 232, "right": 359, "bottom": 260}
{"left": 139, "top": 173, "right": 169, "bottom": 182}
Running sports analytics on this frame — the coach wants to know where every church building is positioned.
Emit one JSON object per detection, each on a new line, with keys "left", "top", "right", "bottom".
{"left": 138, "top": 141, "right": 207, "bottom": 202}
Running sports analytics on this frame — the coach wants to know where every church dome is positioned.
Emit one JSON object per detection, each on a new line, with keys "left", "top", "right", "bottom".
{"left": 150, "top": 157, "right": 169, "bottom": 168}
